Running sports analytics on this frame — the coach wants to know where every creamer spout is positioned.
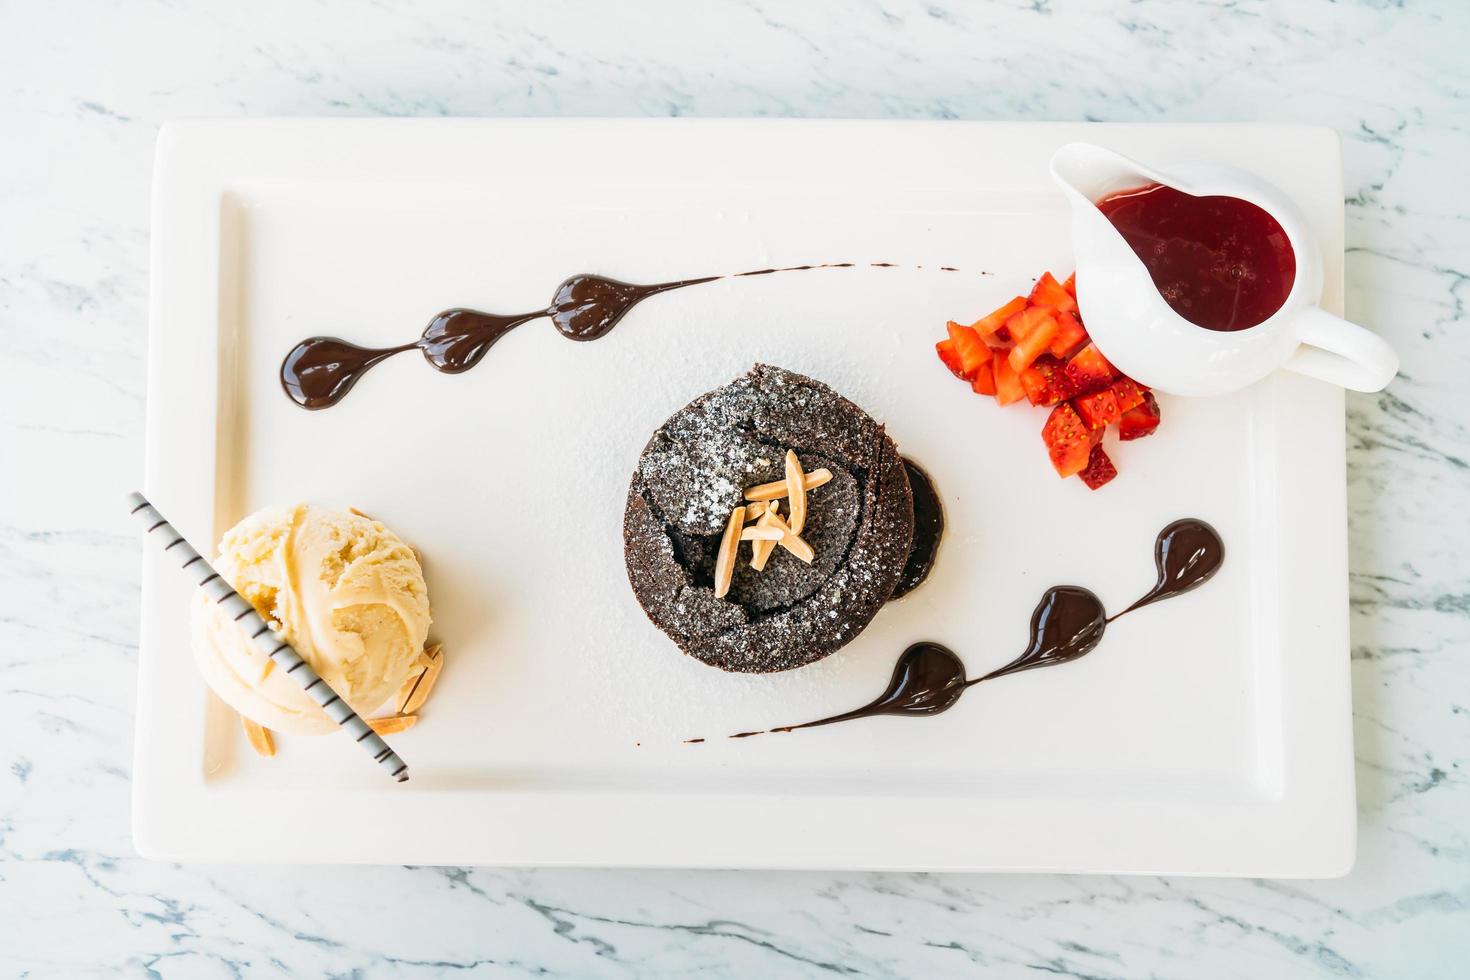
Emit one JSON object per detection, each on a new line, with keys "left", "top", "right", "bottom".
{"left": 1050, "top": 142, "right": 1168, "bottom": 203}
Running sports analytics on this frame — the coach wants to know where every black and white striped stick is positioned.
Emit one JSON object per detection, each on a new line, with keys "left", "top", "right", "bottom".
{"left": 128, "top": 491, "right": 410, "bottom": 782}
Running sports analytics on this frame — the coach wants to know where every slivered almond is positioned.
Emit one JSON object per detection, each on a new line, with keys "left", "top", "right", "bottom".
{"left": 784, "top": 451, "right": 807, "bottom": 535}
{"left": 368, "top": 714, "right": 418, "bottom": 735}
{"left": 241, "top": 716, "right": 275, "bottom": 757}
{"left": 762, "top": 511, "right": 815, "bottom": 564}
{"left": 779, "top": 532, "right": 814, "bottom": 564}
{"left": 743, "top": 468, "right": 833, "bottom": 501}
{"left": 740, "top": 527, "right": 785, "bottom": 541}
{"left": 349, "top": 507, "right": 373, "bottom": 520}
{"left": 751, "top": 502, "right": 780, "bottom": 570}
{"left": 397, "top": 643, "right": 444, "bottom": 715}
{"left": 714, "top": 505, "right": 746, "bottom": 599}
{"left": 745, "top": 500, "right": 768, "bottom": 520}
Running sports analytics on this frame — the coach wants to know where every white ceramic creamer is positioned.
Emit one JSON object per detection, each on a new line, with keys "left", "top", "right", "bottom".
{"left": 1049, "top": 142, "right": 1397, "bottom": 396}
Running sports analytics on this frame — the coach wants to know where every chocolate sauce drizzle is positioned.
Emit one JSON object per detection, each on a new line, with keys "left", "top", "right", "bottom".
{"left": 281, "top": 263, "right": 981, "bottom": 410}
{"left": 707, "top": 519, "right": 1223, "bottom": 741}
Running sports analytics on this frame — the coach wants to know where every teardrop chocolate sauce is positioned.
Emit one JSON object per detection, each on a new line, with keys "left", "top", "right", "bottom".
{"left": 974, "top": 585, "right": 1107, "bottom": 682}
{"left": 281, "top": 263, "right": 989, "bottom": 410}
{"left": 704, "top": 519, "right": 1223, "bottom": 741}
{"left": 730, "top": 642, "right": 968, "bottom": 738}
{"left": 281, "top": 273, "right": 718, "bottom": 410}
{"left": 1111, "top": 518, "right": 1226, "bottom": 619}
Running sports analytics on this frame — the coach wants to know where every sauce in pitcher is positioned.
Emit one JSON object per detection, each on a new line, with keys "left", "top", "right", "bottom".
{"left": 1097, "top": 183, "right": 1296, "bottom": 332}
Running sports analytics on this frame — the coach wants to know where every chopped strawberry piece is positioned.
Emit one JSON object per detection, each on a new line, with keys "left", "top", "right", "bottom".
{"left": 1049, "top": 310, "right": 1088, "bottom": 358}
{"left": 1041, "top": 403, "right": 1093, "bottom": 478}
{"left": 1074, "top": 377, "right": 1147, "bottom": 428}
{"left": 969, "top": 361, "right": 996, "bottom": 396}
{"left": 1064, "top": 343, "right": 1118, "bottom": 395}
{"left": 1028, "top": 271, "right": 1078, "bottom": 314}
{"left": 1118, "top": 391, "right": 1162, "bottom": 440}
{"left": 993, "top": 355, "right": 1026, "bottom": 405}
{"left": 972, "top": 296, "right": 1027, "bottom": 345}
{"left": 1019, "top": 355, "right": 1077, "bottom": 407}
{"left": 1078, "top": 445, "right": 1118, "bottom": 489}
{"left": 1109, "top": 377, "right": 1146, "bottom": 414}
{"left": 1004, "top": 306, "right": 1054, "bottom": 345}
{"left": 1008, "top": 311, "right": 1060, "bottom": 372}
{"left": 935, "top": 339, "right": 967, "bottom": 380}
{"left": 936, "top": 267, "right": 1153, "bottom": 487}
{"left": 946, "top": 321, "right": 992, "bottom": 377}
{"left": 1073, "top": 387, "right": 1122, "bottom": 429}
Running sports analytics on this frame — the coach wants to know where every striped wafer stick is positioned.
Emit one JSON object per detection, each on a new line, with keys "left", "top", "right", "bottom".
{"left": 127, "top": 491, "right": 411, "bottom": 783}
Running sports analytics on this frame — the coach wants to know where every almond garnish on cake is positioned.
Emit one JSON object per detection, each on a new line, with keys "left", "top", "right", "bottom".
{"left": 712, "top": 453, "right": 826, "bottom": 597}
{"left": 621, "top": 364, "right": 917, "bottom": 674}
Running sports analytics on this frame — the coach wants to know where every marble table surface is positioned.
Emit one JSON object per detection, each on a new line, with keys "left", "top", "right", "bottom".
{"left": 2, "top": 1, "right": 1466, "bottom": 976}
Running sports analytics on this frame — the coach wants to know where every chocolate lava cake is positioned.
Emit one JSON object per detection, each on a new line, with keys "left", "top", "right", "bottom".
{"left": 623, "top": 364, "right": 915, "bottom": 673}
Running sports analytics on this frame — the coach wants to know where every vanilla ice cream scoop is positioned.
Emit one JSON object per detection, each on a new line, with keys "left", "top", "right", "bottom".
{"left": 191, "top": 504, "right": 431, "bottom": 735}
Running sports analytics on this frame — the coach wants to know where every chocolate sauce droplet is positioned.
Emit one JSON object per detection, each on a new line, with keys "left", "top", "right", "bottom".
{"left": 420, "top": 309, "right": 540, "bottom": 373}
{"left": 1116, "top": 518, "right": 1224, "bottom": 618}
{"left": 743, "top": 642, "right": 967, "bottom": 737}
{"left": 979, "top": 585, "right": 1106, "bottom": 681}
{"left": 891, "top": 458, "right": 943, "bottom": 599}
{"left": 280, "top": 338, "right": 409, "bottom": 410}
{"left": 548, "top": 274, "right": 714, "bottom": 341}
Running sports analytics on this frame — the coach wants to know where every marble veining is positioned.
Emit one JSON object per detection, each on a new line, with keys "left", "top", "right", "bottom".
{"left": 2, "top": 0, "right": 1467, "bottom": 976}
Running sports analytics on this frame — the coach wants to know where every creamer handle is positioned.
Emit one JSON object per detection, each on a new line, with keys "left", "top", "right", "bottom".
{"left": 1283, "top": 306, "right": 1398, "bottom": 392}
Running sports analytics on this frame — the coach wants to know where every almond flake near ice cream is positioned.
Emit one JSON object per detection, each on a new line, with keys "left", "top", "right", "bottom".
{"left": 396, "top": 643, "right": 444, "bottom": 715}
{"left": 367, "top": 714, "right": 419, "bottom": 736}
{"left": 240, "top": 716, "right": 275, "bottom": 757}
{"left": 191, "top": 504, "right": 432, "bottom": 736}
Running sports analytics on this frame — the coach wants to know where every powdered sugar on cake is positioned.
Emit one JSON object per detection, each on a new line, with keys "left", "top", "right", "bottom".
{"left": 623, "top": 364, "right": 915, "bottom": 673}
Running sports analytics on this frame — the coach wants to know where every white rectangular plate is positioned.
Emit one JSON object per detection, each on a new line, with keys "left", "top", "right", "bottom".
{"left": 137, "top": 119, "right": 1355, "bottom": 875}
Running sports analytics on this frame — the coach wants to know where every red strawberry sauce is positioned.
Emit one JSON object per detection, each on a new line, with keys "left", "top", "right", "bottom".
{"left": 1097, "top": 183, "right": 1296, "bottom": 332}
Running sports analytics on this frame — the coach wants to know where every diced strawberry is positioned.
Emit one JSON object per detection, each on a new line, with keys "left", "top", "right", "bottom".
{"left": 969, "top": 361, "right": 996, "bottom": 395}
{"left": 1019, "top": 355, "right": 1077, "bottom": 407}
{"left": 1109, "top": 377, "right": 1146, "bottom": 414}
{"left": 972, "top": 296, "right": 1027, "bottom": 345}
{"left": 1064, "top": 343, "right": 1118, "bottom": 395}
{"left": 1073, "top": 387, "right": 1121, "bottom": 429}
{"left": 935, "top": 339, "right": 967, "bottom": 380}
{"left": 1028, "top": 271, "right": 1078, "bottom": 314}
{"left": 1062, "top": 271, "right": 1077, "bottom": 298}
{"left": 1008, "top": 311, "right": 1060, "bottom": 372}
{"left": 1004, "top": 306, "right": 1053, "bottom": 345}
{"left": 1049, "top": 310, "right": 1088, "bottom": 358}
{"left": 1118, "top": 391, "right": 1162, "bottom": 440}
{"left": 1042, "top": 403, "right": 1093, "bottom": 478}
{"left": 945, "top": 321, "right": 992, "bottom": 378}
{"left": 993, "top": 355, "right": 1026, "bottom": 405}
{"left": 1074, "top": 376, "right": 1148, "bottom": 428}
{"left": 1078, "top": 445, "right": 1118, "bottom": 489}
